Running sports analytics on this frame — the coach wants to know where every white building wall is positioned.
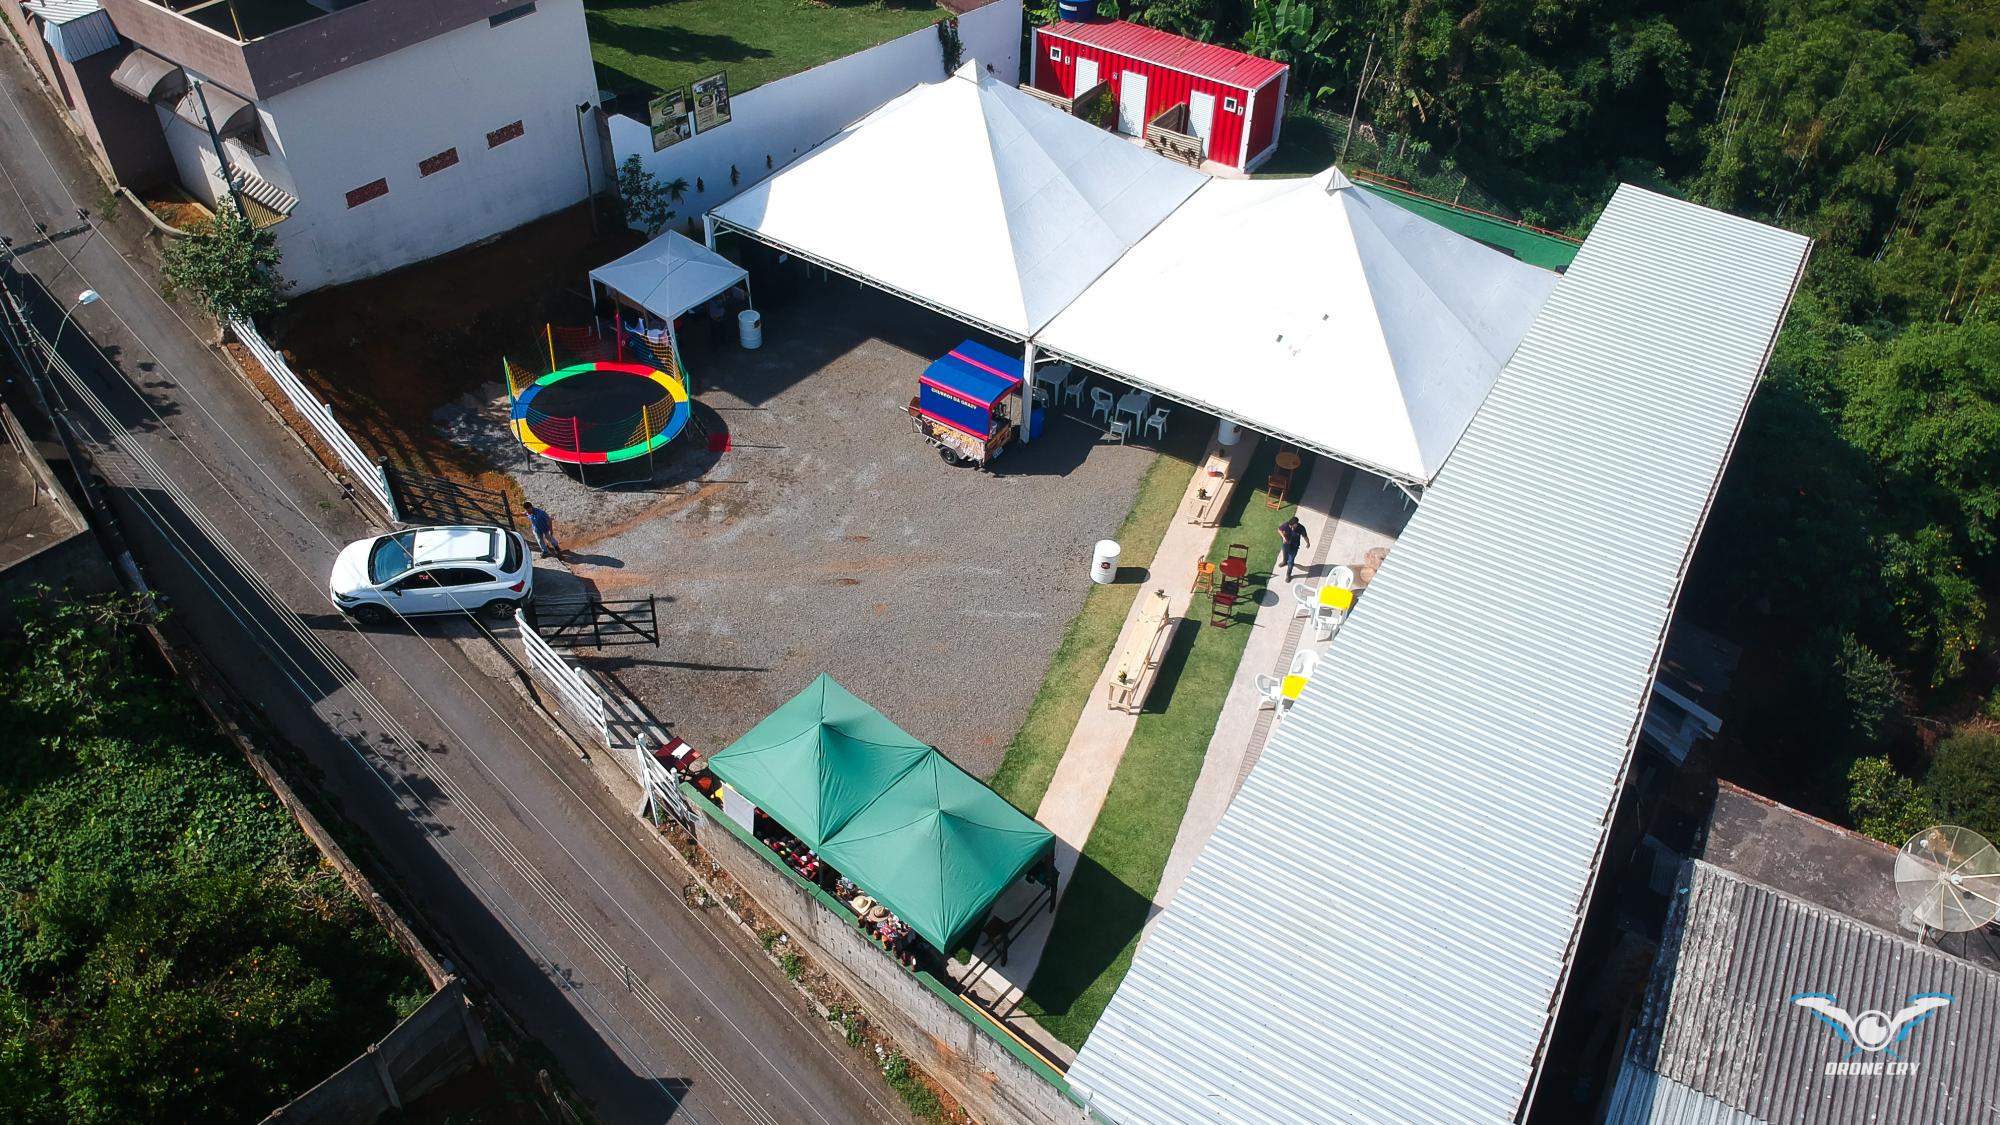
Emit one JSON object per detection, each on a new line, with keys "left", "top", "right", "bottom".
{"left": 608, "top": 0, "right": 1019, "bottom": 231}
{"left": 160, "top": 0, "right": 606, "bottom": 293}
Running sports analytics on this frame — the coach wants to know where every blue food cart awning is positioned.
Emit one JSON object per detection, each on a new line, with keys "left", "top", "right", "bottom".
{"left": 919, "top": 340, "right": 1023, "bottom": 409}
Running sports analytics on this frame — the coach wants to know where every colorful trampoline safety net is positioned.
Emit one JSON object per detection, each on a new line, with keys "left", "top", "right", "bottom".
{"left": 510, "top": 361, "right": 691, "bottom": 465}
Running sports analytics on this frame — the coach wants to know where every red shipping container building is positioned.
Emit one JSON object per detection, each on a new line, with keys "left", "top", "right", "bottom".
{"left": 1031, "top": 19, "right": 1288, "bottom": 173}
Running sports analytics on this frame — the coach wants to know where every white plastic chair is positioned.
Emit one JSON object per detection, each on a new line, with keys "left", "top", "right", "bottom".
{"left": 1292, "top": 583, "right": 1316, "bottom": 619}
{"left": 1089, "top": 387, "right": 1115, "bottom": 425}
{"left": 1254, "top": 674, "right": 1285, "bottom": 709}
{"left": 1290, "top": 648, "right": 1319, "bottom": 678}
{"left": 1107, "top": 417, "right": 1130, "bottom": 443}
{"left": 1144, "top": 406, "right": 1170, "bottom": 441}
{"left": 1329, "top": 564, "right": 1357, "bottom": 589}
{"left": 1063, "top": 371, "right": 1087, "bottom": 408}
{"left": 1313, "top": 605, "right": 1346, "bottom": 642}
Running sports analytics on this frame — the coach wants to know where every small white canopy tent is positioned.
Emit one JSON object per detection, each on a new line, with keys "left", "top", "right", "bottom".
{"left": 708, "top": 61, "right": 1205, "bottom": 341}
{"left": 1039, "top": 168, "right": 1561, "bottom": 484}
{"left": 589, "top": 229, "right": 749, "bottom": 333}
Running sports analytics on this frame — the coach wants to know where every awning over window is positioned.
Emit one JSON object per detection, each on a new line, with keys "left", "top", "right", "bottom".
{"left": 109, "top": 48, "right": 185, "bottom": 103}
{"left": 172, "top": 81, "right": 260, "bottom": 144}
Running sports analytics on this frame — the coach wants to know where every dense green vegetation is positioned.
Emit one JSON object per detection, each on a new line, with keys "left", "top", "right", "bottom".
{"left": 0, "top": 595, "right": 427, "bottom": 1122}
{"left": 1073, "top": 0, "right": 1999, "bottom": 840}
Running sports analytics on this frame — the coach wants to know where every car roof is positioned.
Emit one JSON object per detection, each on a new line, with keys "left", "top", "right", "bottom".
{"left": 408, "top": 527, "right": 499, "bottom": 565}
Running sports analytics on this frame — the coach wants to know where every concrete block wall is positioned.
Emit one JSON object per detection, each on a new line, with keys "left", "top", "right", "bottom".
{"left": 687, "top": 799, "right": 1085, "bottom": 1125}
{"left": 607, "top": 0, "right": 1021, "bottom": 230}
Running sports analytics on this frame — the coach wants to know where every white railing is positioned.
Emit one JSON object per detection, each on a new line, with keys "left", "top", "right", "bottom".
{"left": 515, "top": 609, "right": 609, "bottom": 745}
{"left": 228, "top": 317, "right": 396, "bottom": 519}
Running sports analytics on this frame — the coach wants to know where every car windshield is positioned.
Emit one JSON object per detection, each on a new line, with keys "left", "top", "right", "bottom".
{"left": 368, "top": 532, "right": 418, "bottom": 584}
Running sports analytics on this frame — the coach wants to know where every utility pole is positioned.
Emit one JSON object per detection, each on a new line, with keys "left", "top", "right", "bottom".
{"left": 190, "top": 76, "right": 249, "bottom": 219}
{"left": 1338, "top": 32, "right": 1378, "bottom": 168}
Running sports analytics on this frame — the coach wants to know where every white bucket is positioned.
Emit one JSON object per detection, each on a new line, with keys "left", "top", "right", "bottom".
{"left": 737, "top": 309, "right": 763, "bottom": 349}
{"left": 1218, "top": 419, "right": 1242, "bottom": 446}
{"left": 1091, "top": 539, "right": 1121, "bottom": 584}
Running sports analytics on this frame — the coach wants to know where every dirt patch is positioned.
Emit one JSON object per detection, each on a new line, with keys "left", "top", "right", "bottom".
{"left": 266, "top": 203, "right": 643, "bottom": 511}
{"left": 139, "top": 185, "right": 209, "bottom": 230}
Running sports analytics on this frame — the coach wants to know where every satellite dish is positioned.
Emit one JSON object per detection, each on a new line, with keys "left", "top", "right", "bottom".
{"left": 1896, "top": 825, "right": 2000, "bottom": 933}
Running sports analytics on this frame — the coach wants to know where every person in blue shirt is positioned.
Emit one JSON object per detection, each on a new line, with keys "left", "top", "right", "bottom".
{"left": 1278, "top": 515, "right": 1310, "bottom": 582}
{"left": 526, "top": 503, "right": 562, "bottom": 558}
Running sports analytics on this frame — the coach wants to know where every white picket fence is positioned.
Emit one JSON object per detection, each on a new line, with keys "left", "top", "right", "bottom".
{"left": 228, "top": 318, "right": 396, "bottom": 519}
{"left": 515, "top": 609, "right": 609, "bottom": 745}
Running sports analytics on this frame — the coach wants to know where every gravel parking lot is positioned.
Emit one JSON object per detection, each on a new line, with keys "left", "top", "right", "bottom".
{"left": 486, "top": 281, "right": 1165, "bottom": 778}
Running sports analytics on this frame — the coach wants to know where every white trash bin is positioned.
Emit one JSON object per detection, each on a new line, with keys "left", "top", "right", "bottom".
{"left": 1218, "top": 419, "right": 1242, "bottom": 446}
{"left": 737, "top": 309, "right": 763, "bottom": 349}
{"left": 1091, "top": 539, "right": 1121, "bottom": 585}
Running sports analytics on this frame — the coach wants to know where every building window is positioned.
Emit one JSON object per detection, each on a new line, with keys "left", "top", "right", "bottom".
{"left": 419, "top": 147, "right": 459, "bottom": 177}
{"left": 488, "top": 2, "right": 534, "bottom": 27}
{"left": 1223, "top": 96, "right": 1240, "bottom": 113}
{"left": 1048, "top": 45, "right": 1062, "bottom": 61}
{"left": 486, "top": 120, "right": 525, "bottom": 148}
{"left": 344, "top": 178, "right": 388, "bottom": 209}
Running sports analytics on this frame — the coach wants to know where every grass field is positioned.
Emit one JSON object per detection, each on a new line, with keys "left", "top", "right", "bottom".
{"left": 586, "top": 0, "right": 944, "bottom": 97}
{"left": 988, "top": 449, "right": 1198, "bottom": 809}
{"left": 1022, "top": 443, "right": 1308, "bottom": 1048}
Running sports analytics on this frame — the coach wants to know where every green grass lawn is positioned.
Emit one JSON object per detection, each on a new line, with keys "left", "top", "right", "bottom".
{"left": 989, "top": 448, "right": 1199, "bottom": 809}
{"left": 1022, "top": 444, "right": 1311, "bottom": 1048}
{"left": 586, "top": 0, "right": 944, "bottom": 97}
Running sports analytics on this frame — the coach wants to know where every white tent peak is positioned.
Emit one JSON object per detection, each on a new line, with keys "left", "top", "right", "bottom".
{"left": 1040, "top": 166, "right": 1560, "bottom": 481}
{"left": 589, "top": 229, "right": 747, "bottom": 324}
{"left": 710, "top": 67, "right": 1204, "bottom": 338}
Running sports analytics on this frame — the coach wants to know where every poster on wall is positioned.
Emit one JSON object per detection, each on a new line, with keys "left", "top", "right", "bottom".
{"left": 648, "top": 88, "right": 690, "bottom": 151}
{"left": 692, "top": 72, "right": 731, "bottom": 134}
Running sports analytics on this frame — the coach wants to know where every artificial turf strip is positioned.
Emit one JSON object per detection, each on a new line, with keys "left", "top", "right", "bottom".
{"left": 988, "top": 450, "right": 1197, "bottom": 810}
{"left": 586, "top": 0, "right": 943, "bottom": 97}
{"left": 1022, "top": 443, "right": 1308, "bottom": 1048}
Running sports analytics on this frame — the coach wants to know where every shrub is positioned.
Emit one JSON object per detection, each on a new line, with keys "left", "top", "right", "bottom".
{"left": 160, "top": 202, "right": 286, "bottom": 324}
{"left": 1924, "top": 731, "right": 2000, "bottom": 842}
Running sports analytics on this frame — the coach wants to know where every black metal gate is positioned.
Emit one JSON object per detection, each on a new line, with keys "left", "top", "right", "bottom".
{"left": 382, "top": 460, "right": 517, "bottom": 529}
{"left": 531, "top": 597, "right": 659, "bottom": 648}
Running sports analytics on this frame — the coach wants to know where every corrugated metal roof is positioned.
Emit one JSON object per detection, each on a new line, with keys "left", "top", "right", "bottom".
{"left": 1603, "top": 1064, "right": 1765, "bottom": 1124}
{"left": 1040, "top": 19, "right": 1287, "bottom": 90}
{"left": 23, "top": 0, "right": 102, "bottom": 24}
{"left": 1063, "top": 185, "right": 1810, "bottom": 1125}
{"left": 1613, "top": 860, "right": 2000, "bottom": 1124}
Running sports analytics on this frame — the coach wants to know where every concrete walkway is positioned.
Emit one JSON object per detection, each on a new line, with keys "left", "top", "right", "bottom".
{"left": 1152, "top": 468, "right": 1412, "bottom": 910}
{"left": 951, "top": 431, "right": 1261, "bottom": 1017}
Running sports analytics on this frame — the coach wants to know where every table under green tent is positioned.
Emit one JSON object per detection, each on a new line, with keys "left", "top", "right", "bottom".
{"left": 705, "top": 674, "right": 1054, "bottom": 952}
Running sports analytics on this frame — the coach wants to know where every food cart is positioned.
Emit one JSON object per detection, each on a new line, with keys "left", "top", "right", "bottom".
{"left": 905, "top": 340, "right": 1023, "bottom": 469}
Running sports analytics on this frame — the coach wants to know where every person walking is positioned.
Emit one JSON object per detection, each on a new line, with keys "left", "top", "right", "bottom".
{"left": 1277, "top": 514, "right": 1310, "bottom": 582}
{"left": 525, "top": 503, "right": 562, "bottom": 558}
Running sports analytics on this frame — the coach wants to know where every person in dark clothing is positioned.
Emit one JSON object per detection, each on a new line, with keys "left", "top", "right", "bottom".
{"left": 706, "top": 298, "right": 727, "bottom": 346}
{"left": 1278, "top": 515, "right": 1310, "bottom": 581}
{"left": 525, "top": 503, "right": 562, "bottom": 558}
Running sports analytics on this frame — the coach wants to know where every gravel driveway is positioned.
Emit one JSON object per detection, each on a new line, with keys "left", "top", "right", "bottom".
{"left": 495, "top": 282, "right": 1160, "bottom": 778}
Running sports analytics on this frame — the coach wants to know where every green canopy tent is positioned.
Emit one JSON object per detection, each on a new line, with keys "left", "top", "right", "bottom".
{"left": 819, "top": 753, "right": 1056, "bottom": 952}
{"left": 704, "top": 674, "right": 932, "bottom": 849}
{"left": 706, "top": 675, "right": 1055, "bottom": 952}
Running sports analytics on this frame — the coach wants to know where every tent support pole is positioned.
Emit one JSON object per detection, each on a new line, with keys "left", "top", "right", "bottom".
{"left": 703, "top": 214, "right": 718, "bottom": 251}
{"left": 1018, "top": 339, "right": 1037, "bottom": 445}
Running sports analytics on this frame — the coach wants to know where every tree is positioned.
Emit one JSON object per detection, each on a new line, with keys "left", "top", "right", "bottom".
{"left": 1925, "top": 730, "right": 2000, "bottom": 842}
{"left": 1846, "top": 756, "right": 1934, "bottom": 845}
{"left": 160, "top": 202, "right": 286, "bottom": 327}
{"left": 615, "top": 154, "right": 676, "bottom": 237}
{"left": 1878, "top": 525, "right": 1985, "bottom": 687}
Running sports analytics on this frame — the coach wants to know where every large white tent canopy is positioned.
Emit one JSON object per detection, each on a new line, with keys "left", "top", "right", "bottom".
{"left": 710, "top": 62, "right": 1204, "bottom": 340}
{"left": 589, "top": 229, "right": 748, "bottom": 324}
{"left": 1041, "top": 169, "right": 1560, "bottom": 483}
{"left": 705, "top": 65, "right": 1559, "bottom": 483}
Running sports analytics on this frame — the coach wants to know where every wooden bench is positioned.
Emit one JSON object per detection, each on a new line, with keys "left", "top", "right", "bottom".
{"left": 1107, "top": 589, "right": 1174, "bottom": 711}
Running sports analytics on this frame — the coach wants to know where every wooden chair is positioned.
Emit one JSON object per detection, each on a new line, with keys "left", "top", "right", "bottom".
{"left": 1191, "top": 560, "right": 1216, "bottom": 594}
{"left": 1266, "top": 469, "right": 1292, "bottom": 508}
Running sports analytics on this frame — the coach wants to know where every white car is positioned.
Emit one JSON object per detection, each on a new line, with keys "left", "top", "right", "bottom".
{"left": 329, "top": 525, "right": 532, "bottom": 624}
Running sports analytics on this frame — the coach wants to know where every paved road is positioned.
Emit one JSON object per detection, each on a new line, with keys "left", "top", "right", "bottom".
{"left": 0, "top": 43, "right": 903, "bottom": 1125}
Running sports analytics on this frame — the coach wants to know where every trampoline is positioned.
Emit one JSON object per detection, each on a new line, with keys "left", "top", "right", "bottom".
{"left": 511, "top": 361, "right": 690, "bottom": 465}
